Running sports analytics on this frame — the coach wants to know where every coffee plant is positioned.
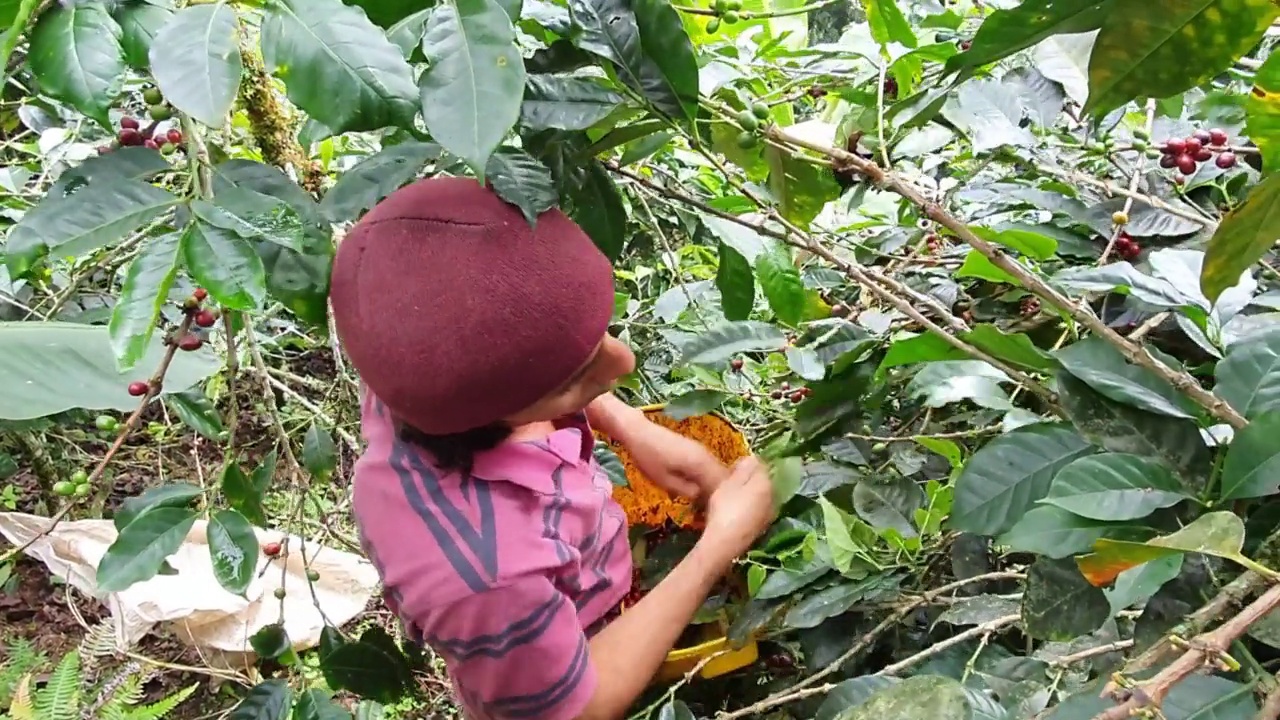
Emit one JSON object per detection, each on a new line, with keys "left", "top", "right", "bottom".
{"left": 3, "top": 0, "right": 1280, "bottom": 717}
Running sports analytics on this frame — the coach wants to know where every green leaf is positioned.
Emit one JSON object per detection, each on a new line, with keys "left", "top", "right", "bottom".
{"left": 997, "top": 506, "right": 1117, "bottom": 560}
{"left": 520, "top": 74, "right": 624, "bottom": 131}
{"left": 567, "top": 0, "right": 690, "bottom": 119}
{"left": 229, "top": 679, "right": 292, "bottom": 720}
{"left": 566, "top": 162, "right": 627, "bottom": 260}
{"left": 223, "top": 460, "right": 267, "bottom": 525}
{"left": 387, "top": 8, "right": 432, "bottom": 57}
{"left": 261, "top": 0, "right": 419, "bottom": 134}
{"left": 302, "top": 423, "right": 338, "bottom": 482}
{"left": 1043, "top": 453, "right": 1189, "bottom": 521}
{"left": 949, "top": 422, "right": 1095, "bottom": 536}
{"left": 786, "top": 346, "right": 824, "bottom": 381}
{"left": 97, "top": 507, "right": 199, "bottom": 592}
{"left": 963, "top": 324, "right": 1058, "bottom": 373}
{"left": 0, "top": 322, "right": 219, "bottom": 420}
{"left": 149, "top": 5, "right": 242, "bottom": 127}
{"left": 27, "top": 1, "right": 126, "bottom": 127}
{"left": 181, "top": 220, "right": 267, "bottom": 311}
{"left": 208, "top": 509, "right": 259, "bottom": 596}
{"left": 819, "top": 496, "right": 872, "bottom": 575}
{"left": 629, "top": 0, "right": 699, "bottom": 121}
{"left": 972, "top": 224, "right": 1058, "bottom": 261}
{"left": 294, "top": 689, "right": 353, "bottom": 720}
{"left": 166, "top": 389, "right": 224, "bottom": 441}
{"left": 957, "top": 249, "right": 1019, "bottom": 284}
{"left": 716, "top": 241, "right": 755, "bottom": 321}
{"left": 593, "top": 442, "right": 629, "bottom": 486}
{"left": 1085, "top": 0, "right": 1280, "bottom": 117}
{"left": 194, "top": 189, "right": 310, "bottom": 254}
{"left": 677, "top": 321, "right": 787, "bottom": 366}
{"left": 853, "top": 476, "right": 923, "bottom": 538}
{"left": 815, "top": 677, "right": 900, "bottom": 720}
{"left": 114, "top": 482, "right": 204, "bottom": 531}
{"left": 1219, "top": 413, "right": 1280, "bottom": 501}
{"left": 865, "top": 0, "right": 916, "bottom": 48}
{"left": 258, "top": 243, "right": 332, "bottom": 327}
{"left": 784, "top": 577, "right": 875, "bottom": 629}
{"left": 10, "top": 178, "right": 180, "bottom": 258}
{"left": 1245, "top": 54, "right": 1280, "bottom": 174}
{"left": 754, "top": 244, "right": 805, "bottom": 326}
{"left": 318, "top": 141, "right": 437, "bottom": 223}
{"left": 1106, "top": 555, "right": 1183, "bottom": 613}
{"left": 837, "top": 675, "right": 969, "bottom": 720}
{"left": 48, "top": 146, "right": 172, "bottom": 199}
{"left": 1057, "top": 373, "right": 1210, "bottom": 493}
{"left": 1200, "top": 174, "right": 1280, "bottom": 304}
{"left": 1077, "top": 512, "right": 1254, "bottom": 585}
{"left": 1054, "top": 337, "right": 1194, "bottom": 419}
{"left": 486, "top": 148, "right": 557, "bottom": 224}
{"left": 656, "top": 700, "right": 696, "bottom": 720}
{"left": 1021, "top": 556, "right": 1109, "bottom": 640}
{"left": 114, "top": 0, "right": 172, "bottom": 69}
{"left": 251, "top": 623, "right": 292, "bottom": 660}
{"left": 420, "top": 0, "right": 525, "bottom": 179}
{"left": 944, "top": 0, "right": 1108, "bottom": 76}
{"left": 1215, "top": 328, "right": 1280, "bottom": 419}
{"left": 108, "top": 231, "right": 182, "bottom": 371}
{"left": 664, "top": 390, "right": 728, "bottom": 420}
{"left": 320, "top": 641, "right": 412, "bottom": 704}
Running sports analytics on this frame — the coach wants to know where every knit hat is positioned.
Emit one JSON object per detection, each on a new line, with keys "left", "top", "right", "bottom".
{"left": 329, "top": 176, "right": 615, "bottom": 435}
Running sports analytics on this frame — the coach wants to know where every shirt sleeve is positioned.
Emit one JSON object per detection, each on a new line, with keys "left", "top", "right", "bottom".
{"left": 421, "top": 575, "right": 597, "bottom": 720}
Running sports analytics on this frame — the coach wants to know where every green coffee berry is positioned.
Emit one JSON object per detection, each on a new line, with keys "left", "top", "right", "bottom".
{"left": 735, "top": 130, "right": 757, "bottom": 149}
{"left": 752, "top": 103, "right": 769, "bottom": 120}
{"left": 736, "top": 110, "right": 759, "bottom": 131}
{"left": 705, "top": 17, "right": 720, "bottom": 32}
{"left": 53, "top": 481, "right": 75, "bottom": 496}
{"left": 143, "top": 88, "right": 163, "bottom": 104}
{"left": 723, "top": 10, "right": 739, "bottom": 23}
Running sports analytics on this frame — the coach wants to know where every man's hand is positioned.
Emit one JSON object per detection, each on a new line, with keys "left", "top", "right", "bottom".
{"left": 701, "top": 456, "right": 777, "bottom": 559}
{"left": 585, "top": 393, "right": 728, "bottom": 500}
{"left": 622, "top": 419, "right": 728, "bottom": 499}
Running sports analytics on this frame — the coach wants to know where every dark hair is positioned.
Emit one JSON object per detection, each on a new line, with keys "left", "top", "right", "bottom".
{"left": 396, "top": 420, "right": 513, "bottom": 473}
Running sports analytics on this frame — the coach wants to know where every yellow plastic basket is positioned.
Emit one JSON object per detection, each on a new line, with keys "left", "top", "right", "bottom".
{"left": 594, "top": 404, "right": 760, "bottom": 683}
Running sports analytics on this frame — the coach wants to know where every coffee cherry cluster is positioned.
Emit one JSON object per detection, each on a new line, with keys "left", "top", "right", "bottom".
{"left": 1156, "top": 128, "right": 1236, "bottom": 183}
{"left": 1112, "top": 232, "right": 1141, "bottom": 261}
{"left": 704, "top": 0, "right": 742, "bottom": 33}
{"left": 99, "top": 86, "right": 183, "bottom": 156}
{"left": 171, "top": 287, "right": 216, "bottom": 352}
{"left": 769, "top": 381, "right": 811, "bottom": 404}
{"left": 734, "top": 103, "right": 770, "bottom": 149}
{"left": 1019, "top": 296, "right": 1041, "bottom": 317}
{"left": 52, "top": 469, "right": 92, "bottom": 499}
{"left": 924, "top": 233, "right": 942, "bottom": 254}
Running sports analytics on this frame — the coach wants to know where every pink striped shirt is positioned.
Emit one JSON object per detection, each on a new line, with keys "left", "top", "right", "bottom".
{"left": 352, "top": 390, "right": 632, "bottom": 720}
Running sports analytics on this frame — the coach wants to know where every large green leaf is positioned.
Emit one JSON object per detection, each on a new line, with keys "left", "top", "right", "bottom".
{"left": 181, "top": 220, "right": 267, "bottom": 311}
{"left": 107, "top": 231, "right": 182, "bottom": 371}
{"left": 9, "top": 178, "right": 180, "bottom": 260}
{"left": 193, "top": 190, "right": 309, "bottom": 254}
{"left": 113, "top": 0, "right": 172, "bottom": 69}
{"left": 208, "top": 509, "right": 259, "bottom": 597}
{"left": 815, "top": 677, "right": 900, "bottom": 720}
{"left": 945, "top": 0, "right": 1109, "bottom": 76}
{"left": 566, "top": 161, "right": 627, "bottom": 260}
{"left": 1246, "top": 53, "right": 1280, "bottom": 174}
{"left": 949, "top": 422, "right": 1096, "bottom": 536}
{"left": 715, "top": 242, "right": 755, "bottom": 321}
{"left": 114, "top": 482, "right": 204, "bottom": 531}
{"left": 998, "top": 506, "right": 1118, "bottom": 559}
{"left": 319, "top": 142, "right": 437, "bottom": 222}
{"left": 48, "top": 146, "right": 172, "bottom": 199}
{"left": 294, "top": 689, "right": 353, "bottom": 720}
{"left": 1200, "top": 174, "right": 1280, "bottom": 304}
{"left": 97, "top": 506, "right": 199, "bottom": 592}
{"left": 420, "top": 0, "right": 526, "bottom": 179}
{"left": 0, "top": 322, "right": 219, "bottom": 420}
{"left": 27, "top": 1, "right": 126, "bottom": 127}
{"left": 261, "top": 0, "right": 419, "bottom": 134}
{"left": 148, "top": 5, "right": 242, "bottom": 127}
{"left": 1043, "top": 453, "right": 1189, "bottom": 521}
{"left": 520, "top": 74, "right": 624, "bottom": 131}
{"left": 865, "top": 0, "right": 916, "bottom": 48}
{"left": 1054, "top": 337, "right": 1194, "bottom": 419}
{"left": 1085, "top": 0, "right": 1279, "bottom": 116}
{"left": 677, "top": 321, "right": 788, "bottom": 366}
{"left": 754, "top": 244, "right": 805, "bottom": 326}
{"left": 1057, "top": 373, "right": 1210, "bottom": 492}
{"left": 320, "top": 640, "right": 412, "bottom": 704}
{"left": 1021, "top": 556, "right": 1109, "bottom": 640}
{"left": 1219, "top": 413, "right": 1280, "bottom": 501}
{"left": 567, "top": 0, "right": 689, "bottom": 119}
{"left": 486, "top": 148, "right": 557, "bottom": 224}
{"left": 228, "top": 680, "right": 293, "bottom": 720}
{"left": 166, "top": 389, "right": 224, "bottom": 441}
{"left": 838, "top": 676, "right": 969, "bottom": 720}
{"left": 629, "top": 0, "right": 698, "bottom": 120}
{"left": 1214, "top": 328, "right": 1280, "bottom": 419}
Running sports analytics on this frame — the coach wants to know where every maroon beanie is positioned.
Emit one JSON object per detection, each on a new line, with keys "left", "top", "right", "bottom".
{"left": 329, "top": 177, "right": 615, "bottom": 435}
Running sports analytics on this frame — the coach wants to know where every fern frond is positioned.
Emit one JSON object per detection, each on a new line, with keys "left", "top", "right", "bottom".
{"left": 88, "top": 665, "right": 145, "bottom": 720}
{"left": 32, "top": 651, "right": 79, "bottom": 720}
{"left": 7, "top": 675, "right": 33, "bottom": 720}
{"left": 125, "top": 684, "right": 198, "bottom": 720}
{"left": 77, "top": 622, "right": 117, "bottom": 684}
{"left": 0, "top": 640, "right": 46, "bottom": 706}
